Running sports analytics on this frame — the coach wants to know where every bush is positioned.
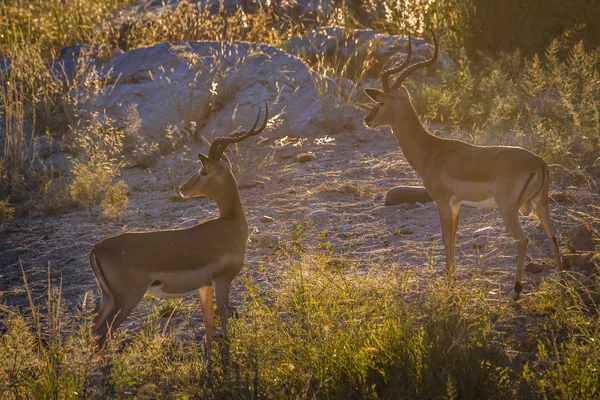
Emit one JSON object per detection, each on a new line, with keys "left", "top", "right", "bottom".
{"left": 69, "top": 158, "right": 117, "bottom": 215}
{"left": 102, "top": 180, "right": 129, "bottom": 221}
{"left": 454, "top": 0, "right": 600, "bottom": 57}
{"left": 411, "top": 35, "right": 600, "bottom": 167}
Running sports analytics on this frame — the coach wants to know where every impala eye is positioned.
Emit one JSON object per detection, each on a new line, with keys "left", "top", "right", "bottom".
{"left": 200, "top": 169, "right": 207, "bottom": 176}
{"left": 378, "top": 102, "right": 384, "bottom": 106}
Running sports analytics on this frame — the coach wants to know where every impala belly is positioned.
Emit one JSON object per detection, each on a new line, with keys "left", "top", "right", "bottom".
{"left": 457, "top": 197, "right": 498, "bottom": 209}
{"left": 146, "top": 268, "right": 214, "bottom": 299}
{"left": 146, "top": 284, "right": 197, "bottom": 299}
{"left": 450, "top": 180, "right": 498, "bottom": 209}
{"left": 144, "top": 254, "right": 245, "bottom": 299}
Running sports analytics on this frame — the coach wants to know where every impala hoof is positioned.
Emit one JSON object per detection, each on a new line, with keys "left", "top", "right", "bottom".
{"left": 508, "top": 290, "right": 520, "bottom": 301}
{"left": 227, "top": 306, "right": 239, "bottom": 319}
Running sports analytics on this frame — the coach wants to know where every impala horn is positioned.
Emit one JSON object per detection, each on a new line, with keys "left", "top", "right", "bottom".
{"left": 390, "top": 31, "right": 438, "bottom": 90}
{"left": 380, "top": 34, "right": 413, "bottom": 92}
{"left": 207, "top": 102, "right": 269, "bottom": 161}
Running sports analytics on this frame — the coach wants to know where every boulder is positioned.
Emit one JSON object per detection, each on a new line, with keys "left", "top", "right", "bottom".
{"left": 92, "top": 41, "right": 354, "bottom": 143}
{"left": 288, "top": 26, "right": 455, "bottom": 82}
{"left": 384, "top": 186, "right": 432, "bottom": 205}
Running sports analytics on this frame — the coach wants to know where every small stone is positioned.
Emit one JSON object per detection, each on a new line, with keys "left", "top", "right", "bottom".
{"left": 385, "top": 186, "right": 432, "bottom": 206}
{"left": 473, "top": 226, "right": 494, "bottom": 238}
{"left": 562, "top": 254, "right": 595, "bottom": 272}
{"left": 525, "top": 262, "right": 545, "bottom": 274}
{"left": 393, "top": 229, "right": 413, "bottom": 236}
{"left": 374, "top": 192, "right": 384, "bottom": 201}
{"left": 295, "top": 152, "right": 316, "bottom": 163}
{"left": 307, "top": 209, "right": 328, "bottom": 219}
{"left": 565, "top": 224, "right": 595, "bottom": 253}
{"left": 472, "top": 236, "right": 489, "bottom": 249}
{"left": 260, "top": 215, "right": 274, "bottom": 223}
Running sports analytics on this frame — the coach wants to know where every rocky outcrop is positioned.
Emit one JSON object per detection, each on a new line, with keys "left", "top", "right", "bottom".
{"left": 92, "top": 41, "right": 356, "bottom": 143}
{"left": 288, "top": 26, "right": 455, "bottom": 82}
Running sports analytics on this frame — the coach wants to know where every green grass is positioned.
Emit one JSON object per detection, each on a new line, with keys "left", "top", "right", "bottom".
{"left": 2, "top": 236, "right": 599, "bottom": 399}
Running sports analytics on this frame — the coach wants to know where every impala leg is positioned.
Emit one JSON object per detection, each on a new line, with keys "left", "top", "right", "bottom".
{"left": 214, "top": 278, "right": 233, "bottom": 342}
{"left": 532, "top": 199, "right": 563, "bottom": 273}
{"left": 214, "top": 278, "right": 234, "bottom": 366}
{"left": 92, "top": 291, "right": 115, "bottom": 342}
{"left": 498, "top": 203, "right": 528, "bottom": 300}
{"left": 198, "top": 285, "right": 215, "bottom": 354}
{"left": 437, "top": 202, "right": 461, "bottom": 281}
{"left": 93, "top": 290, "right": 145, "bottom": 349}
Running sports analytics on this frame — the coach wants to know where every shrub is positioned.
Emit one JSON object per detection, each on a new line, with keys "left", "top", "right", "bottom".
{"left": 102, "top": 180, "right": 129, "bottom": 221}
{"left": 411, "top": 34, "right": 600, "bottom": 167}
{"left": 69, "top": 157, "right": 117, "bottom": 215}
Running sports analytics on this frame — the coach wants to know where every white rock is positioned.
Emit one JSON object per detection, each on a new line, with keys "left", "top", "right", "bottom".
{"left": 260, "top": 215, "right": 274, "bottom": 223}
{"left": 92, "top": 41, "right": 354, "bottom": 144}
{"left": 307, "top": 209, "right": 329, "bottom": 219}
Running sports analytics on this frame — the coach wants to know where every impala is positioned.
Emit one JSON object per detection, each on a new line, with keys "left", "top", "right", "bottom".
{"left": 89, "top": 104, "right": 268, "bottom": 350}
{"left": 364, "top": 33, "right": 562, "bottom": 298}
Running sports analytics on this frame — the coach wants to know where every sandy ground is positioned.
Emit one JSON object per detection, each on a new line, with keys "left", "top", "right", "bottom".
{"left": 0, "top": 121, "right": 590, "bottom": 332}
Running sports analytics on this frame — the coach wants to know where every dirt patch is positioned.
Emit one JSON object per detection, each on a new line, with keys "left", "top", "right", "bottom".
{"left": 0, "top": 124, "right": 591, "bottom": 318}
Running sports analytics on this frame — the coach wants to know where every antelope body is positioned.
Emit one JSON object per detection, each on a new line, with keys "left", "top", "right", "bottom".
{"left": 364, "top": 34, "right": 562, "bottom": 298}
{"left": 90, "top": 105, "right": 268, "bottom": 349}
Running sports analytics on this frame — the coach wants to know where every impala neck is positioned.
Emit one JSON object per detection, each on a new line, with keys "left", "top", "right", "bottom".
{"left": 389, "top": 102, "right": 437, "bottom": 175}
{"left": 213, "top": 178, "right": 246, "bottom": 222}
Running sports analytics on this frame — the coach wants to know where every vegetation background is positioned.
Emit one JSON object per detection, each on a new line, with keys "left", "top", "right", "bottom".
{"left": 0, "top": 0, "right": 599, "bottom": 398}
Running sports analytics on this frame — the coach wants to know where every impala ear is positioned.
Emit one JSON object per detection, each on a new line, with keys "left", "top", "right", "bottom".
{"left": 219, "top": 153, "right": 231, "bottom": 165}
{"left": 365, "top": 88, "right": 384, "bottom": 101}
{"left": 198, "top": 153, "right": 212, "bottom": 165}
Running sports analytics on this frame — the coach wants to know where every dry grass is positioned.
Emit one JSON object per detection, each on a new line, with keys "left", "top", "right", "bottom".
{"left": 1, "top": 230, "right": 599, "bottom": 398}
{"left": 1, "top": 0, "right": 599, "bottom": 397}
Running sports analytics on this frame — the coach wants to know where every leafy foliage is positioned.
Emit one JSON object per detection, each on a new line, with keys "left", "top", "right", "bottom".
{"left": 411, "top": 34, "right": 600, "bottom": 166}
